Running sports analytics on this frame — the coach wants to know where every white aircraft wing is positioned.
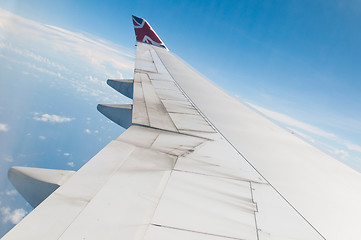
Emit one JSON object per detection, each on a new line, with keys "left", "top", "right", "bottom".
{"left": 3, "top": 15, "right": 361, "bottom": 240}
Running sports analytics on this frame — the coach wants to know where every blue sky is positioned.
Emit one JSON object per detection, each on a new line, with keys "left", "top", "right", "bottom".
{"left": 1, "top": 0, "right": 361, "bottom": 237}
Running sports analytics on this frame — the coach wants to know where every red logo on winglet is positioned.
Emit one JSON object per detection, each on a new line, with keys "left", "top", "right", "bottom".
{"left": 132, "top": 15, "right": 167, "bottom": 49}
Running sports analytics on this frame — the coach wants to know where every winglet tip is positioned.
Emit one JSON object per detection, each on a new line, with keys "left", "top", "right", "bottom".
{"left": 132, "top": 15, "right": 167, "bottom": 49}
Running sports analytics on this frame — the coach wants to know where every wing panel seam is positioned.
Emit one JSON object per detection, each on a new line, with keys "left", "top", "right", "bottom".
{"left": 149, "top": 224, "right": 248, "bottom": 240}
{"left": 152, "top": 46, "right": 327, "bottom": 240}
{"left": 149, "top": 46, "right": 217, "bottom": 133}
{"left": 57, "top": 145, "right": 136, "bottom": 239}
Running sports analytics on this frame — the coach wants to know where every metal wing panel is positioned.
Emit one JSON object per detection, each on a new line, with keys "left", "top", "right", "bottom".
{"left": 58, "top": 147, "right": 176, "bottom": 240}
{"left": 128, "top": 42, "right": 325, "bottom": 240}
{"left": 151, "top": 171, "right": 258, "bottom": 240}
{"left": 116, "top": 125, "right": 208, "bottom": 156}
{"left": 152, "top": 43, "right": 361, "bottom": 240}
{"left": 174, "top": 137, "right": 266, "bottom": 183}
{"left": 144, "top": 225, "right": 234, "bottom": 240}
{"left": 252, "top": 182, "right": 324, "bottom": 240}
{"left": 133, "top": 72, "right": 178, "bottom": 131}
{"left": 134, "top": 48, "right": 157, "bottom": 73}
{"left": 132, "top": 75, "right": 150, "bottom": 126}
{"left": 133, "top": 43, "right": 216, "bottom": 138}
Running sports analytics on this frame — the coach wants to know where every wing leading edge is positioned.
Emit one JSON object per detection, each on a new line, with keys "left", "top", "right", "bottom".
{"left": 3, "top": 15, "right": 361, "bottom": 240}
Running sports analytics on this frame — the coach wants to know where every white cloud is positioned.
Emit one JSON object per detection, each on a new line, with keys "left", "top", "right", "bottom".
{"left": 86, "top": 75, "right": 100, "bottom": 83}
{"left": 3, "top": 155, "right": 13, "bottom": 162}
{"left": 67, "top": 162, "right": 74, "bottom": 167}
{"left": 318, "top": 141, "right": 351, "bottom": 160}
{"left": 38, "top": 136, "right": 46, "bottom": 140}
{"left": 248, "top": 103, "right": 336, "bottom": 139}
{"left": 342, "top": 141, "right": 361, "bottom": 153}
{"left": 0, "top": 53, "right": 62, "bottom": 78}
{"left": 64, "top": 153, "right": 70, "bottom": 157}
{"left": 249, "top": 103, "right": 361, "bottom": 156}
{"left": 0, "top": 207, "right": 27, "bottom": 224}
{"left": 0, "top": 8, "right": 134, "bottom": 103}
{"left": 334, "top": 149, "right": 350, "bottom": 159}
{"left": 0, "top": 42, "right": 68, "bottom": 72}
{"left": 33, "top": 113, "right": 74, "bottom": 123}
{"left": 0, "top": 9, "right": 134, "bottom": 72}
{"left": 44, "top": 24, "right": 134, "bottom": 71}
{"left": 85, "top": 129, "right": 91, "bottom": 134}
{"left": 5, "top": 190, "right": 17, "bottom": 196}
{"left": 287, "top": 127, "right": 315, "bottom": 143}
{"left": 0, "top": 123, "right": 9, "bottom": 132}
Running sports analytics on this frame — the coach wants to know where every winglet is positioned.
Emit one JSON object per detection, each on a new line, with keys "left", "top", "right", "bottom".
{"left": 132, "top": 15, "right": 167, "bottom": 49}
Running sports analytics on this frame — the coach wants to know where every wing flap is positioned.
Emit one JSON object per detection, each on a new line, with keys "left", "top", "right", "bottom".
{"left": 150, "top": 170, "right": 258, "bottom": 240}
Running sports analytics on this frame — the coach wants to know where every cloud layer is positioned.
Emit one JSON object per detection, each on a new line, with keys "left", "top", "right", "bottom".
{"left": 248, "top": 102, "right": 361, "bottom": 166}
{"left": 249, "top": 103, "right": 336, "bottom": 139}
{"left": 0, "top": 124, "right": 9, "bottom": 132}
{"left": 0, "top": 207, "right": 27, "bottom": 225}
{"left": 0, "top": 8, "right": 134, "bottom": 103}
{"left": 33, "top": 113, "right": 74, "bottom": 123}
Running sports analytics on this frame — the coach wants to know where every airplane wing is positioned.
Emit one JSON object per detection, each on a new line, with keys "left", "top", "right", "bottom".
{"left": 3, "top": 15, "right": 361, "bottom": 240}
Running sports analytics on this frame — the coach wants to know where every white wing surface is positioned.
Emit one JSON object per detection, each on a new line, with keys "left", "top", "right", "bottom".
{"left": 3, "top": 16, "right": 361, "bottom": 240}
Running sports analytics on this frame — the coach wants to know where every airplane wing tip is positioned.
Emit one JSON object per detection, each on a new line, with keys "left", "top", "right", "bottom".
{"left": 132, "top": 15, "right": 167, "bottom": 49}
